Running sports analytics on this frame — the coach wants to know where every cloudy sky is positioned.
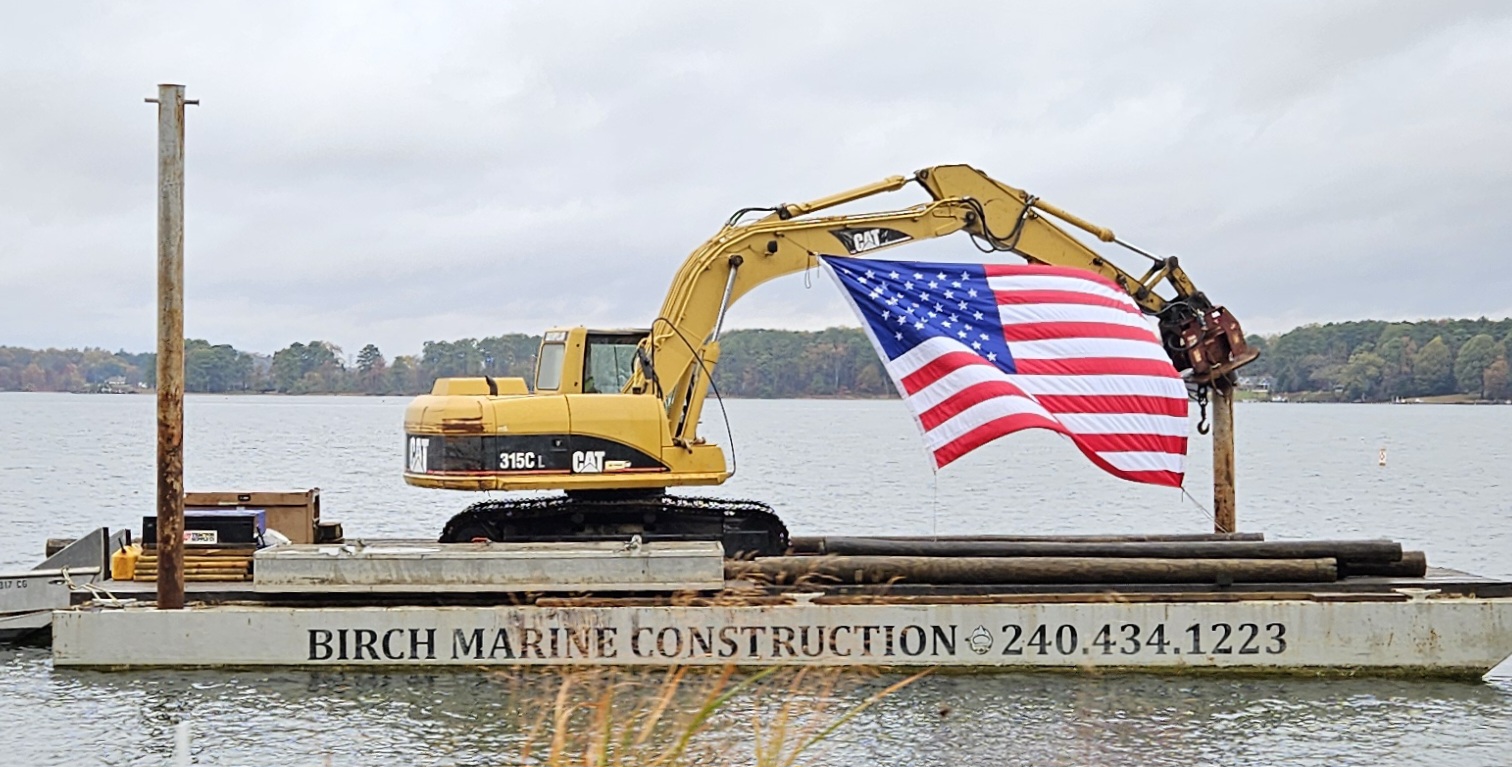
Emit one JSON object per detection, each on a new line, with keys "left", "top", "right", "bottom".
{"left": 3, "top": 1, "right": 1509, "bottom": 358}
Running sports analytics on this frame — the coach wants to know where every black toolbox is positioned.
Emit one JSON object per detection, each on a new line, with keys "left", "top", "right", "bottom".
{"left": 143, "top": 508, "right": 267, "bottom": 547}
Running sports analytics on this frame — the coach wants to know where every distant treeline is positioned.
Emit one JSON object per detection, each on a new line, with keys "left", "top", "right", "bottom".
{"left": 0, "top": 328, "right": 893, "bottom": 398}
{"left": 4, "top": 317, "right": 1509, "bottom": 401}
{"left": 1242, "top": 318, "right": 1512, "bottom": 400}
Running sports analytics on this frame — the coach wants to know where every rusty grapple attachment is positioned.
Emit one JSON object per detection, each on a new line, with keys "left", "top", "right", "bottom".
{"left": 1169, "top": 305, "right": 1260, "bottom": 386}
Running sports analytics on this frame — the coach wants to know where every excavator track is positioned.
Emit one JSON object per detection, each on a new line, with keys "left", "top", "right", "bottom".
{"left": 438, "top": 494, "right": 790, "bottom": 558}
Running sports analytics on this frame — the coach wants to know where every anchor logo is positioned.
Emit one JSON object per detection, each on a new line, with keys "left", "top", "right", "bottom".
{"left": 967, "top": 625, "right": 993, "bottom": 655}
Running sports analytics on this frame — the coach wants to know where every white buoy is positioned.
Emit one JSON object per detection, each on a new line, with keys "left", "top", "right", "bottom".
{"left": 1378, "top": 447, "right": 1388, "bottom": 467}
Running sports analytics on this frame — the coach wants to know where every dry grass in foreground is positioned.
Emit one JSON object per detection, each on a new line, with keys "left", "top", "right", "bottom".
{"left": 497, "top": 665, "right": 924, "bottom": 766}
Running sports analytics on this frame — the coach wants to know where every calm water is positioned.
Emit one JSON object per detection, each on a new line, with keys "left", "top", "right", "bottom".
{"left": 1, "top": 393, "right": 1510, "bottom": 765}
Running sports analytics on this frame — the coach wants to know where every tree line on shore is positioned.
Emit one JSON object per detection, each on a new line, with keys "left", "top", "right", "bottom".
{"left": 0, "top": 328, "right": 893, "bottom": 398}
{"left": 1241, "top": 317, "right": 1512, "bottom": 401}
{"left": 2, "top": 317, "right": 1509, "bottom": 401}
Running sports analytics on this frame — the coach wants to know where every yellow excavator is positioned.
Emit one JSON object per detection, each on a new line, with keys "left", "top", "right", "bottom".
{"left": 403, "top": 165, "right": 1258, "bottom": 554}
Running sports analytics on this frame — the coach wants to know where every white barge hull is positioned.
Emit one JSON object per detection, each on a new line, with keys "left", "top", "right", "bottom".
{"left": 1, "top": 565, "right": 102, "bottom": 644}
{"left": 52, "top": 597, "right": 1512, "bottom": 676}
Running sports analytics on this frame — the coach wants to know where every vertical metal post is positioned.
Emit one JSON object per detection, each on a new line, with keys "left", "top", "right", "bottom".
{"left": 1211, "top": 383, "right": 1237, "bottom": 534}
{"left": 147, "top": 84, "right": 194, "bottom": 610}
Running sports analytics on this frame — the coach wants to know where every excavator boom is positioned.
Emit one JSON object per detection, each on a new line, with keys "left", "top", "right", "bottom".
{"left": 636, "top": 164, "right": 1256, "bottom": 448}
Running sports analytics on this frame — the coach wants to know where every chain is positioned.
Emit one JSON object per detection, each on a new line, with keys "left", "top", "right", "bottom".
{"left": 1194, "top": 383, "right": 1211, "bottom": 435}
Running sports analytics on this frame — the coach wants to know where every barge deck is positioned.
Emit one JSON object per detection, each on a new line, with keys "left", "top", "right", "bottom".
{"left": 38, "top": 536, "right": 1512, "bottom": 676}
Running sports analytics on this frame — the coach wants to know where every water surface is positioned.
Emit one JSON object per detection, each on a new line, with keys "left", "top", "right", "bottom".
{"left": 2, "top": 393, "right": 1509, "bottom": 765}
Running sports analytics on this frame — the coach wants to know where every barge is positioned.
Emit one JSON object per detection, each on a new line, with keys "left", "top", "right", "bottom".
{"left": 23, "top": 521, "right": 1512, "bottom": 676}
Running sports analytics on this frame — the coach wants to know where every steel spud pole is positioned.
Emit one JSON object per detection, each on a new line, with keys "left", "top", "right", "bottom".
{"left": 148, "top": 83, "right": 193, "bottom": 610}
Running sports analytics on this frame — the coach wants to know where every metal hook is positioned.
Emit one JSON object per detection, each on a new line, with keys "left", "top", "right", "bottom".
{"left": 1195, "top": 385, "right": 1211, "bottom": 435}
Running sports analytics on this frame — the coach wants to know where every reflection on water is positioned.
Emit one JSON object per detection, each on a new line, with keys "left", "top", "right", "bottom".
{"left": 11, "top": 650, "right": 1512, "bottom": 767}
{"left": 3, "top": 394, "right": 1512, "bottom": 764}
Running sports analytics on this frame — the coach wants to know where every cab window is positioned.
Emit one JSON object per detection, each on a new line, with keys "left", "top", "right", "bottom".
{"left": 535, "top": 343, "right": 566, "bottom": 391}
{"left": 584, "top": 336, "right": 639, "bottom": 394}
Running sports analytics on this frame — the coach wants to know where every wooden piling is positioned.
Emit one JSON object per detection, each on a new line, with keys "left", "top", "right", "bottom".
{"left": 147, "top": 83, "right": 194, "bottom": 610}
{"left": 787, "top": 538, "right": 1402, "bottom": 564}
{"left": 1212, "top": 382, "right": 1237, "bottom": 534}
{"left": 788, "top": 533, "right": 1266, "bottom": 551}
{"left": 1338, "top": 551, "right": 1429, "bottom": 578}
{"left": 729, "top": 556, "right": 1339, "bottom": 585}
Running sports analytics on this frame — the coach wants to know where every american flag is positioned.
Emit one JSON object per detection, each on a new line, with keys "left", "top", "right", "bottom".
{"left": 823, "top": 256, "right": 1190, "bottom": 487}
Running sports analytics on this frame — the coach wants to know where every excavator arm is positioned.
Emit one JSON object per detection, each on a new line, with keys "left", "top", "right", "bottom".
{"left": 636, "top": 164, "right": 1258, "bottom": 446}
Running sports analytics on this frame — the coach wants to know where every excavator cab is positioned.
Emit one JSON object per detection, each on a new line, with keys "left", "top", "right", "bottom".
{"left": 532, "top": 328, "right": 645, "bottom": 395}
{"left": 533, "top": 327, "right": 619, "bottom": 394}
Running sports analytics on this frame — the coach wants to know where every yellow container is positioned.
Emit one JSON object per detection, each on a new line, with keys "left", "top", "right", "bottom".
{"left": 111, "top": 544, "right": 141, "bottom": 581}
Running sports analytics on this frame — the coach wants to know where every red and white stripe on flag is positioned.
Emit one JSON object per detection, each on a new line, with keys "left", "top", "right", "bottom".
{"left": 880, "top": 264, "right": 1188, "bottom": 486}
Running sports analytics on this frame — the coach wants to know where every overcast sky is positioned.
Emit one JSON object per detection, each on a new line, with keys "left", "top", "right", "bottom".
{"left": 3, "top": 1, "right": 1510, "bottom": 358}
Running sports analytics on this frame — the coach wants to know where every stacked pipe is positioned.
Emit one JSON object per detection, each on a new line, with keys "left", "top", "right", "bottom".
{"left": 726, "top": 534, "right": 1427, "bottom": 586}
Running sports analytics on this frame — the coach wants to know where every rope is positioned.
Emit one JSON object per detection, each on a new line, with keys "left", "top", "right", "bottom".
{"left": 1179, "top": 486, "right": 1223, "bottom": 532}
{"left": 930, "top": 473, "right": 940, "bottom": 538}
{"left": 61, "top": 568, "right": 130, "bottom": 608}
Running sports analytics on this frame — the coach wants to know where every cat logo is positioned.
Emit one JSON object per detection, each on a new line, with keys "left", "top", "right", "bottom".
{"left": 572, "top": 450, "right": 607, "bottom": 473}
{"left": 830, "top": 226, "right": 912, "bottom": 255}
{"left": 407, "top": 436, "right": 430, "bottom": 473}
{"left": 850, "top": 229, "right": 884, "bottom": 252}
